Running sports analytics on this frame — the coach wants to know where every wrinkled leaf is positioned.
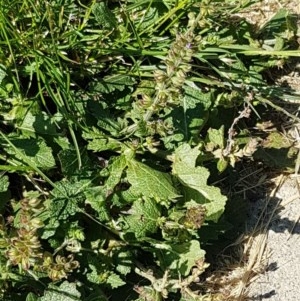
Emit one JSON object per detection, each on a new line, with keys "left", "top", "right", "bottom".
{"left": 4, "top": 137, "right": 55, "bottom": 169}
{"left": 172, "top": 144, "right": 227, "bottom": 222}
{"left": 107, "top": 273, "right": 126, "bottom": 289}
{"left": 19, "top": 111, "right": 57, "bottom": 137}
{"left": 84, "top": 186, "right": 110, "bottom": 221}
{"left": 158, "top": 240, "right": 205, "bottom": 276}
{"left": 83, "top": 129, "right": 123, "bottom": 152}
{"left": 92, "top": 2, "right": 117, "bottom": 29}
{"left": 91, "top": 74, "right": 135, "bottom": 94}
{"left": 41, "top": 281, "right": 81, "bottom": 301}
{"left": 123, "top": 197, "right": 161, "bottom": 239}
{"left": 114, "top": 250, "right": 132, "bottom": 276}
{"left": 207, "top": 126, "right": 225, "bottom": 149}
{"left": 104, "top": 155, "right": 127, "bottom": 193}
{"left": 0, "top": 175, "right": 9, "bottom": 192}
{"left": 127, "top": 159, "right": 179, "bottom": 202}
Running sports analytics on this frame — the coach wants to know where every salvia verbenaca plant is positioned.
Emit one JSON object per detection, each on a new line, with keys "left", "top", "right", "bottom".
{"left": 0, "top": 197, "right": 79, "bottom": 282}
{"left": 126, "top": 12, "right": 201, "bottom": 136}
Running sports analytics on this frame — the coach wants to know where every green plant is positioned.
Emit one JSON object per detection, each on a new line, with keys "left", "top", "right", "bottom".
{"left": 0, "top": 0, "right": 298, "bottom": 300}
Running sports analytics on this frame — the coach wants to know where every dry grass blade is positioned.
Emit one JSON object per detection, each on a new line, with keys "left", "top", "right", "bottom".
{"left": 205, "top": 175, "right": 286, "bottom": 301}
{"left": 234, "top": 174, "right": 286, "bottom": 301}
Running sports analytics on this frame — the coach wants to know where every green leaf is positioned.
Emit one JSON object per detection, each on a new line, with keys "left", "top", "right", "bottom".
{"left": 122, "top": 197, "right": 161, "bottom": 239}
{"left": 172, "top": 144, "right": 227, "bottom": 222}
{"left": 0, "top": 64, "right": 7, "bottom": 84}
{"left": 207, "top": 127, "right": 225, "bottom": 149}
{"left": 162, "top": 84, "right": 212, "bottom": 147}
{"left": 83, "top": 129, "right": 123, "bottom": 152}
{"left": 84, "top": 186, "right": 110, "bottom": 221}
{"left": 105, "top": 155, "right": 127, "bottom": 193}
{"left": 58, "top": 148, "right": 94, "bottom": 180}
{"left": 86, "top": 253, "right": 110, "bottom": 284}
{"left": 96, "top": 155, "right": 127, "bottom": 197}
{"left": 92, "top": 2, "right": 117, "bottom": 29}
{"left": 0, "top": 175, "right": 9, "bottom": 192}
{"left": 91, "top": 74, "right": 136, "bottom": 94}
{"left": 172, "top": 143, "right": 200, "bottom": 167}
{"left": 26, "top": 292, "right": 39, "bottom": 301}
{"left": 127, "top": 159, "right": 179, "bottom": 202}
{"left": 42, "top": 218, "right": 60, "bottom": 239}
{"left": 19, "top": 111, "right": 57, "bottom": 137}
{"left": 114, "top": 250, "right": 132, "bottom": 275}
{"left": 4, "top": 137, "right": 55, "bottom": 169}
{"left": 49, "top": 180, "right": 88, "bottom": 222}
{"left": 158, "top": 240, "right": 205, "bottom": 276}
{"left": 107, "top": 273, "right": 126, "bottom": 289}
{"left": 41, "top": 281, "right": 81, "bottom": 301}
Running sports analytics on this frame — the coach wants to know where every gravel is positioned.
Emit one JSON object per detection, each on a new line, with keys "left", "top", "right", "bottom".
{"left": 247, "top": 176, "right": 300, "bottom": 301}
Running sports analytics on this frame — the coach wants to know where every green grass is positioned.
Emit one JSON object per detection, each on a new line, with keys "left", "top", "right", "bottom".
{"left": 0, "top": 0, "right": 299, "bottom": 300}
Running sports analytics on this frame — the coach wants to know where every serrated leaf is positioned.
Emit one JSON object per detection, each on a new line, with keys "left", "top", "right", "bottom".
{"left": 19, "top": 111, "right": 57, "bottom": 137}
{"left": 158, "top": 240, "right": 205, "bottom": 276}
{"left": 87, "top": 255, "right": 106, "bottom": 282}
{"left": 163, "top": 85, "right": 211, "bottom": 147}
{"left": 105, "top": 155, "right": 127, "bottom": 192}
{"left": 4, "top": 137, "right": 55, "bottom": 169}
{"left": 118, "top": 186, "right": 140, "bottom": 203}
{"left": 97, "top": 118, "right": 123, "bottom": 136}
{"left": 127, "top": 160, "right": 179, "bottom": 202}
{"left": 41, "top": 281, "right": 81, "bottom": 301}
{"left": 183, "top": 84, "right": 212, "bottom": 111}
{"left": 0, "top": 175, "right": 9, "bottom": 192}
{"left": 84, "top": 186, "right": 110, "bottom": 221}
{"left": 114, "top": 251, "right": 132, "bottom": 275}
{"left": 42, "top": 218, "right": 60, "bottom": 239}
{"left": 49, "top": 180, "right": 88, "bottom": 221}
{"left": 172, "top": 144, "right": 227, "bottom": 222}
{"left": 92, "top": 2, "right": 117, "bottom": 29}
{"left": 58, "top": 148, "right": 94, "bottom": 180}
{"left": 82, "top": 129, "right": 123, "bottom": 152}
{"left": 107, "top": 273, "right": 126, "bottom": 289}
{"left": 91, "top": 74, "right": 135, "bottom": 94}
{"left": 123, "top": 198, "right": 161, "bottom": 239}
{"left": 207, "top": 127, "right": 225, "bottom": 149}
{"left": 172, "top": 143, "right": 200, "bottom": 167}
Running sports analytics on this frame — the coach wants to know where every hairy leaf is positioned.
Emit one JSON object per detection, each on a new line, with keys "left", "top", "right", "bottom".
{"left": 49, "top": 180, "right": 89, "bottom": 222}
{"left": 127, "top": 159, "right": 179, "bottom": 202}
{"left": 84, "top": 186, "right": 110, "bottom": 221}
{"left": 92, "top": 2, "right": 117, "bottom": 29}
{"left": 83, "top": 129, "right": 124, "bottom": 152}
{"left": 172, "top": 144, "right": 227, "bottom": 222}
{"left": 122, "top": 197, "right": 161, "bottom": 239}
{"left": 91, "top": 75, "right": 136, "bottom": 94}
{"left": 157, "top": 240, "right": 205, "bottom": 276}
{"left": 107, "top": 273, "right": 126, "bottom": 289}
{"left": 19, "top": 111, "right": 57, "bottom": 137}
{"left": 114, "top": 250, "right": 132, "bottom": 275}
{"left": 4, "top": 137, "right": 55, "bottom": 169}
{"left": 0, "top": 175, "right": 9, "bottom": 192}
{"left": 41, "top": 281, "right": 81, "bottom": 301}
{"left": 163, "top": 84, "right": 212, "bottom": 148}
{"left": 104, "top": 155, "right": 127, "bottom": 193}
